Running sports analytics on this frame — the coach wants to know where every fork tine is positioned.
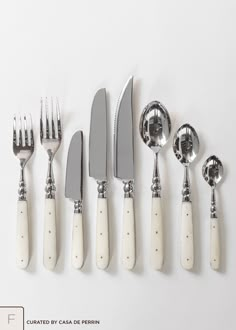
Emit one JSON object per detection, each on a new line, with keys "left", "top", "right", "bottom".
{"left": 19, "top": 115, "right": 23, "bottom": 146}
{"left": 30, "top": 114, "right": 34, "bottom": 147}
{"left": 40, "top": 98, "right": 44, "bottom": 141}
{"left": 24, "top": 115, "right": 28, "bottom": 146}
{"left": 56, "top": 98, "right": 62, "bottom": 139}
{"left": 13, "top": 115, "right": 17, "bottom": 146}
{"left": 51, "top": 98, "right": 56, "bottom": 139}
{"left": 45, "top": 98, "right": 50, "bottom": 139}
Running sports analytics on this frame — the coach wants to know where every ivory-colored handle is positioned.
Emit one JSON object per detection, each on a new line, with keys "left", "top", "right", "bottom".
{"left": 122, "top": 197, "right": 135, "bottom": 270}
{"left": 43, "top": 198, "right": 57, "bottom": 270}
{"left": 210, "top": 218, "right": 220, "bottom": 270}
{"left": 151, "top": 197, "right": 164, "bottom": 270}
{"left": 72, "top": 213, "right": 84, "bottom": 269}
{"left": 16, "top": 200, "right": 29, "bottom": 269}
{"left": 181, "top": 201, "right": 194, "bottom": 270}
{"left": 96, "top": 198, "right": 109, "bottom": 269}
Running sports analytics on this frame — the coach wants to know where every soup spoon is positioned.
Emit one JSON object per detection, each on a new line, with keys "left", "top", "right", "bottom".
{"left": 140, "top": 101, "right": 171, "bottom": 270}
{"left": 202, "top": 155, "right": 223, "bottom": 270}
{"left": 173, "top": 124, "right": 199, "bottom": 270}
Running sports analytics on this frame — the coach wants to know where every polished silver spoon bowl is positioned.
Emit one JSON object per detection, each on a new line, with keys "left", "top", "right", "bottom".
{"left": 173, "top": 123, "right": 199, "bottom": 166}
{"left": 139, "top": 100, "right": 171, "bottom": 270}
{"left": 202, "top": 155, "right": 223, "bottom": 188}
{"left": 140, "top": 101, "right": 171, "bottom": 156}
{"left": 202, "top": 155, "right": 223, "bottom": 270}
{"left": 173, "top": 123, "right": 199, "bottom": 270}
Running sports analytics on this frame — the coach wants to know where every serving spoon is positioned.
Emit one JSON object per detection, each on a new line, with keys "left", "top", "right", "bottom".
{"left": 202, "top": 155, "right": 223, "bottom": 270}
{"left": 140, "top": 101, "right": 171, "bottom": 270}
{"left": 173, "top": 123, "right": 199, "bottom": 270}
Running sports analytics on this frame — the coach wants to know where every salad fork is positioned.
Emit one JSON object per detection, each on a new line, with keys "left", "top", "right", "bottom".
{"left": 13, "top": 114, "right": 34, "bottom": 269}
{"left": 40, "top": 98, "right": 62, "bottom": 270}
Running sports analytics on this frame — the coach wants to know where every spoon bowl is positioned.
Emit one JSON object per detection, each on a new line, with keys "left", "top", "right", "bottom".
{"left": 202, "top": 155, "right": 223, "bottom": 187}
{"left": 139, "top": 101, "right": 171, "bottom": 154}
{"left": 173, "top": 123, "right": 199, "bottom": 166}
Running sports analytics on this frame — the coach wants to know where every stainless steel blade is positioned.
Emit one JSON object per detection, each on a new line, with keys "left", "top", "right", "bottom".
{"left": 65, "top": 130, "right": 83, "bottom": 201}
{"left": 89, "top": 88, "right": 107, "bottom": 181}
{"left": 114, "top": 76, "right": 134, "bottom": 180}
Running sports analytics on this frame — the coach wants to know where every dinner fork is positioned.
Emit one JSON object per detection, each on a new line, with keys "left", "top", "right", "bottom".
{"left": 13, "top": 114, "right": 34, "bottom": 269}
{"left": 40, "top": 98, "right": 62, "bottom": 270}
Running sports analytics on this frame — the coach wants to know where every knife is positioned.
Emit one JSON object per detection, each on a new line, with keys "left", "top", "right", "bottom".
{"left": 89, "top": 88, "right": 109, "bottom": 270}
{"left": 65, "top": 130, "right": 84, "bottom": 269}
{"left": 114, "top": 76, "right": 135, "bottom": 270}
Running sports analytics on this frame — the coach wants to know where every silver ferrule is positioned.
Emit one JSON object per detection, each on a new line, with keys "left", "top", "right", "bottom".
{"left": 182, "top": 166, "right": 191, "bottom": 202}
{"left": 74, "top": 200, "right": 82, "bottom": 214}
{"left": 97, "top": 181, "right": 107, "bottom": 198}
{"left": 210, "top": 186, "right": 217, "bottom": 218}
{"left": 151, "top": 153, "right": 161, "bottom": 198}
{"left": 18, "top": 166, "right": 26, "bottom": 201}
{"left": 123, "top": 180, "right": 134, "bottom": 198}
{"left": 45, "top": 158, "right": 56, "bottom": 199}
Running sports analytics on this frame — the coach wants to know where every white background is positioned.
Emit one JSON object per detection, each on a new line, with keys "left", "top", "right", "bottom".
{"left": 0, "top": 0, "right": 235, "bottom": 329}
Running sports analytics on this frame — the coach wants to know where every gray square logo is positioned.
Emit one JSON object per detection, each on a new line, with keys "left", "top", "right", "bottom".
{"left": 0, "top": 307, "right": 24, "bottom": 330}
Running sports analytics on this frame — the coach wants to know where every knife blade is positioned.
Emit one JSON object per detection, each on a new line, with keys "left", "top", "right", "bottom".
{"left": 114, "top": 77, "right": 134, "bottom": 180}
{"left": 65, "top": 130, "right": 84, "bottom": 269}
{"left": 89, "top": 88, "right": 109, "bottom": 269}
{"left": 89, "top": 88, "right": 107, "bottom": 180}
{"left": 114, "top": 76, "right": 136, "bottom": 270}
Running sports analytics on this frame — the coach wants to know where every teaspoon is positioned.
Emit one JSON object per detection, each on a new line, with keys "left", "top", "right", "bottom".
{"left": 140, "top": 101, "right": 171, "bottom": 270}
{"left": 173, "top": 123, "right": 199, "bottom": 270}
{"left": 202, "top": 155, "right": 223, "bottom": 270}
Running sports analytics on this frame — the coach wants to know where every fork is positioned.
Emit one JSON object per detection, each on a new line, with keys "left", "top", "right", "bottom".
{"left": 13, "top": 114, "right": 34, "bottom": 269}
{"left": 40, "top": 98, "right": 62, "bottom": 270}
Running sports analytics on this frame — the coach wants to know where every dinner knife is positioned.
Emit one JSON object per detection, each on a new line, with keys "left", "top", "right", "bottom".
{"left": 89, "top": 88, "right": 109, "bottom": 270}
{"left": 65, "top": 130, "right": 84, "bottom": 269}
{"left": 114, "top": 76, "right": 135, "bottom": 270}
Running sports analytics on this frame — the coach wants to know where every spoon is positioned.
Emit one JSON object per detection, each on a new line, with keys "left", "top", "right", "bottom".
{"left": 202, "top": 155, "right": 223, "bottom": 270}
{"left": 173, "top": 123, "right": 199, "bottom": 270}
{"left": 140, "top": 101, "right": 171, "bottom": 270}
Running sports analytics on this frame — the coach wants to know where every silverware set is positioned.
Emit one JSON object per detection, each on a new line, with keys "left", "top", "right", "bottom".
{"left": 140, "top": 104, "right": 224, "bottom": 271}
{"left": 13, "top": 76, "right": 224, "bottom": 271}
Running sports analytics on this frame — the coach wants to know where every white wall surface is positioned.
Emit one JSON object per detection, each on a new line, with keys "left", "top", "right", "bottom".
{"left": 0, "top": 0, "right": 235, "bottom": 329}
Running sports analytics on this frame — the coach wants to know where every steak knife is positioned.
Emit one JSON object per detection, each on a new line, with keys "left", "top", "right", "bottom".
{"left": 89, "top": 88, "right": 109, "bottom": 269}
{"left": 65, "top": 130, "right": 84, "bottom": 269}
{"left": 114, "top": 76, "right": 135, "bottom": 270}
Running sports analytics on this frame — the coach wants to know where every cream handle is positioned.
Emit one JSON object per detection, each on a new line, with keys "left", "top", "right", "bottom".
{"left": 72, "top": 213, "right": 84, "bottom": 269}
{"left": 96, "top": 198, "right": 109, "bottom": 269}
{"left": 151, "top": 197, "right": 164, "bottom": 270}
{"left": 210, "top": 218, "right": 220, "bottom": 270}
{"left": 43, "top": 198, "right": 57, "bottom": 270}
{"left": 122, "top": 197, "right": 135, "bottom": 270}
{"left": 181, "top": 201, "right": 194, "bottom": 270}
{"left": 16, "top": 200, "right": 29, "bottom": 269}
